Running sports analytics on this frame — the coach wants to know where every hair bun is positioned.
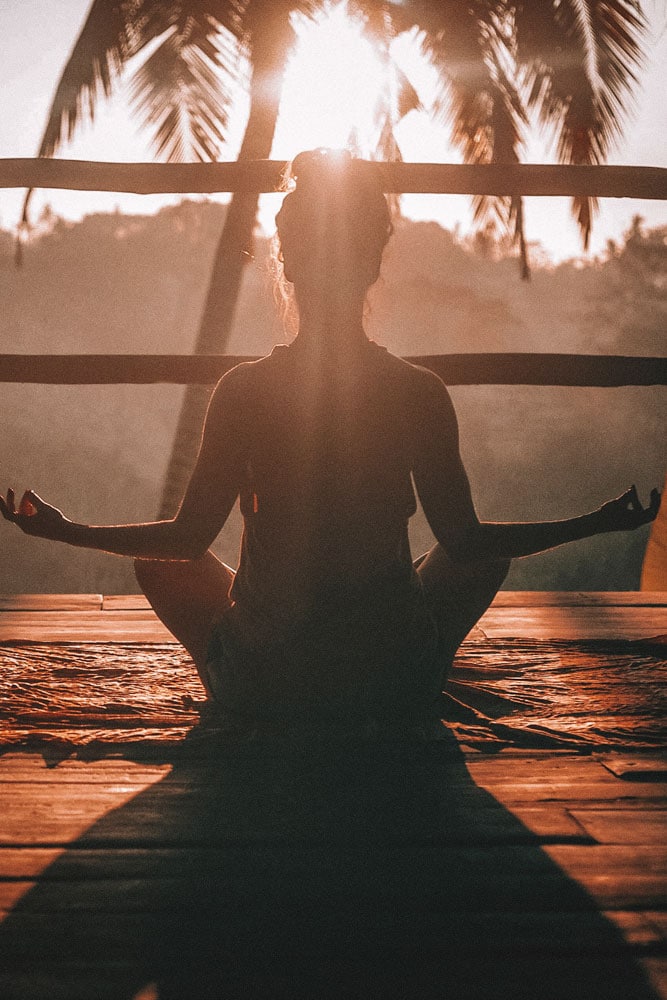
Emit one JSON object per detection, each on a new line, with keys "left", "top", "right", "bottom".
{"left": 290, "top": 148, "right": 354, "bottom": 185}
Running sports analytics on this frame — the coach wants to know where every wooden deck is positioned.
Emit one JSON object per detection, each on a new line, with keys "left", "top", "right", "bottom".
{"left": 0, "top": 592, "right": 665, "bottom": 999}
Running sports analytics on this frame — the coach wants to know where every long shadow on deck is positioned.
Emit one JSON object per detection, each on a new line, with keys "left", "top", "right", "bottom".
{"left": 0, "top": 730, "right": 661, "bottom": 1000}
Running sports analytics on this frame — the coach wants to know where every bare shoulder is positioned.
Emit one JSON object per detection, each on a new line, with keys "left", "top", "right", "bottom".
{"left": 209, "top": 352, "right": 271, "bottom": 401}
{"left": 378, "top": 349, "right": 456, "bottom": 421}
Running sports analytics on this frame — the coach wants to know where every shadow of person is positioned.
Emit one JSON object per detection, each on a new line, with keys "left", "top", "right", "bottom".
{"left": 0, "top": 727, "right": 661, "bottom": 1000}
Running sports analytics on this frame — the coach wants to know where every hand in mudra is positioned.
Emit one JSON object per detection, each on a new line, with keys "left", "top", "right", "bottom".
{"left": 597, "top": 485, "right": 661, "bottom": 533}
{"left": 0, "top": 488, "right": 67, "bottom": 540}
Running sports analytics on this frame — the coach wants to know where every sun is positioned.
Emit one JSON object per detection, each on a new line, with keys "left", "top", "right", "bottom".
{"left": 273, "top": 5, "right": 387, "bottom": 159}
{"left": 257, "top": 4, "right": 393, "bottom": 233}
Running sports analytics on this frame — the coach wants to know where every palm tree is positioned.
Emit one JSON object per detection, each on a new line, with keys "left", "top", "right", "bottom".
{"left": 23, "top": 0, "right": 647, "bottom": 515}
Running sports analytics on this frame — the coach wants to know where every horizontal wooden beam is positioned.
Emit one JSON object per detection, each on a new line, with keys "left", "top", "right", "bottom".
{"left": 0, "top": 354, "right": 664, "bottom": 387}
{"left": 2, "top": 158, "right": 667, "bottom": 199}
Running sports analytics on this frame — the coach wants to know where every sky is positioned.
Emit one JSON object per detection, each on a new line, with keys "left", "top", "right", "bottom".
{"left": 1, "top": 0, "right": 666, "bottom": 263}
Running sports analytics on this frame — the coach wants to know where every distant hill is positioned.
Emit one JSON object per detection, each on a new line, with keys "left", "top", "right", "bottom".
{"left": 1, "top": 202, "right": 664, "bottom": 593}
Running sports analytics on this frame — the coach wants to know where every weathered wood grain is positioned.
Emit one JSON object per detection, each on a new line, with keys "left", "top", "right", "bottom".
{"left": 0, "top": 595, "right": 664, "bottom": 999}
{"left": 0, "top": 611, "right": 176, "bottom": 642}
{"left": 2, "top": 593, "right": 665, "bottom": 642}
{"left": 2, "top": 352, "right": 666, "bottom": 386}
{"left": 4, "top": 157, "right": 666, "bottom": 197}
{"left": 0, "top": 595, "right": 103, "bottom": 611}
{"left": 102, "top": 594, "right": 151, "bottom": 611}
{"left": 478, "top": 606, "right": 667, "bottom": 639}
{"left": 569, "top": 809, "right": 667, "bottom": 845}
{"left": 492, "top": 592, "right": 667, "bottom": 607}
{"left": 2, "top": 592, "right": 661, "bottom": 611}
{"left": 601, "top": 757, "right": 667, "bottom": 781}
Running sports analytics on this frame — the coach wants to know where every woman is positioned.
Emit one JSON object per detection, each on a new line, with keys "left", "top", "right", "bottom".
{"left": 1, "top": 149, "right": 661, "bottom": 729}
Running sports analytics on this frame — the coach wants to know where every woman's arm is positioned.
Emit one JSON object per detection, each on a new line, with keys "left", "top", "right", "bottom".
{"left": 412, "top": 373, "right": 661, "bottom": 563}
{"left": 461, "top": 485, "right": 660, "bottom": 561}
{"left": 0, "top": 371, "right": 245, "bottom": 561}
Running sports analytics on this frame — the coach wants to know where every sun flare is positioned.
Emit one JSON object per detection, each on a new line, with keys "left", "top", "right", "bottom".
{"left": 258, "top": 4, "right": 398, "bottom": 235}
{"left": 273, "top": 5, "right": 387, "bottom": 159}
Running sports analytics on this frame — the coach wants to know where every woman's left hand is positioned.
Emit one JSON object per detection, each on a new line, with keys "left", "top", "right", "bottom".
{"left": 0, "top": 488, "right": 67, "bottom": 540}
{"left": 596, "top": 485, "right": 662, "bottom": 533}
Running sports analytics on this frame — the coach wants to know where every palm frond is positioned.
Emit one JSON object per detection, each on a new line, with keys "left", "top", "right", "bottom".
{"left": 514, "top": 0, "right": 646, "bottom": 247}
{"left": 18, "top": 0, "right": 149, "bottom": 252}
{"left": 34, "top": 0, "right": 141, "bottom": 162}
{"left": 128, "top": 14, "right": 238, "bottom": 162}
{"left": 411, "top": 1, "right": 530, "bottom": 273}
{"left": 18, "top": 1, "right": 246, "bottom": 251}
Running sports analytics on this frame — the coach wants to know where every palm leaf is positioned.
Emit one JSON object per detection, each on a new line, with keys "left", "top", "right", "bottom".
{"left": 413, "top": 1, "right": 531, "bottom": 273}
{"left": 17, "top": 0, "right": 145, "bottom": 246}
{"left": 21, "top": 0, "right": 248, "bottom": 229}
{"left": 33, "top": 0, "right": 145, "bottom": 162}
{"left": 128, "top": 16, "right": 238, "bottom": 162}
{"left": 514, "top": 0, "right": 646, "bottom": 247}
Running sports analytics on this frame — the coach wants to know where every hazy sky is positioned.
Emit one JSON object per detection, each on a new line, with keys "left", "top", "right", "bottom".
{"left": 1, "top": 0, "right": 666, "bottom": 262}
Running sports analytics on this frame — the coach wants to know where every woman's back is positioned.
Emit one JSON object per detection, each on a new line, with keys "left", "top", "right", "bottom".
{"left": 228, "top": 338, "right": 433, "bottom": 629}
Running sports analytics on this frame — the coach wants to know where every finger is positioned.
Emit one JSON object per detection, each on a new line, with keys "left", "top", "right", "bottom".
{"left": 25, "top": 490, "right": 45, "bottom": 509}
{"left": 19, "top": 492, "right": 37, "bottom": 517}
{"left": 6, "top": 488, "right": 16, "bottom": 516}
{"left": 628, "top": 484, "right": 641, "bottom": 511}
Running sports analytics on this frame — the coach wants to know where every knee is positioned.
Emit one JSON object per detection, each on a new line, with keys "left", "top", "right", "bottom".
{"left": 133, "top": 557, "right": 170, "bottom": 588}
{"left": 488, "top": 556, "right": 511, "bottom": 586}
{"left": 457, "top": 554, "right": 511, "bottom": 588}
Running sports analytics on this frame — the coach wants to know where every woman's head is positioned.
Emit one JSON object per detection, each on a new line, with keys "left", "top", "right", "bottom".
{"left": 274, "top": 149, "right": 393, "bottom": 316}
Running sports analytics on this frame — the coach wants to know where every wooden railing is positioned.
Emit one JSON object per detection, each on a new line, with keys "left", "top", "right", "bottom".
{"left": 2, "top": 158, "right": 667, "bottom": 198}
{"left": 0, "top": 354, "right": 665, "bottom": 387}
{"left": 2, "top": 158, "right": 665, "bottom": 389}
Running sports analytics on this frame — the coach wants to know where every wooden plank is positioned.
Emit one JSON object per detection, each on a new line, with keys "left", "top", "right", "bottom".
{"left": 0, "top": 958, "right": 660, "bottom": 1000}
{"left": 644, "top": 911, "right": 667, "bottom": 941}
{"left": 1, "top": 353, "right": 666, "bottom": 386}
{"left": 0, "top": 910, "right": 662, "bottom": 965}
{"left": 1, "top": 844, "right": 663, "bottom": 884}
{"left": 0, "top": 756, "right": 170, "bottom": 784}
{"left": 4, "top": 157, "right": 667, "bottom": 197}
{"left": 0, "top": 850, "right": 664, "bottom": 911}
{"left": 3, "top": 598, "right": 666, "bottom": 641}
{"left": 576, "top": 592, "right": 667, "bottom": 607}
{"left": 102, "top": 594, "right": 151, "bottom": 611}
{"left": 492, "top": 592, "right": 667, "bottom": 607}
{"left": 0, "top": 610, "right": 175, "bottom": 642}
{"left": 1, "top": 593, "right": 661, "bottom": 613}
{"left": 0, "top": 768, "right": 661, "bottom": 848}
{"left": 601, "top": 756, "right": 667, "bottom": 781}
{"left": 546, "top": 844, "right": 667, "bottom": 877}
{"left": 466, "top": 757, "right": 621, "bottom": 784}
{"left": 0, "top": 595, "right": 102, "bottom": 611}
{"left": 603, "top": 911, "right": 667, "bottom": 949}
{"left": 478, "top": 606, "right": 667, "bottom": 639}
{"left": 638, "top": 958, "right": 667, "bottom": 1000}
{"left": 504, "top": 807, "right": 590, "bottom": 840}
{"left": 0, "top": 624, "right": 175, "bottom": 642}
{"left": 477, "top": 780, "right": 667, "bottom": 804}
{"left": 569, "top": 809, "right": 667, "bottom": 845}
{"left": 544, "top": 845, "right": 667, "bottom": 909}
{"left": 0, "top": 792, "right": 588, "bottom": 847}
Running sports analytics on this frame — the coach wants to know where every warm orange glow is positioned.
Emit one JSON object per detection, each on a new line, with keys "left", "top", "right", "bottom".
{"left": 274, "top": 6, "right": 387, "bottom": 158}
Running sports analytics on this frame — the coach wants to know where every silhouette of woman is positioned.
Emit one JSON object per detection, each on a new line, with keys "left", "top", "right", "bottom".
{"left": 1, "top": 149, "right": 661, "bottom": 729}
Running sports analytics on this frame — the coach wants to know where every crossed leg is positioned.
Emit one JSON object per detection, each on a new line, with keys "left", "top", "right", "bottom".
{"left": 134, "top": 544, "right": 509, "bottom": 705}
{"left": 134, "top": 551, "right": 235, "bottom": 697}
{"left": 415, "top": 543, "right": 510, "bottom": 678}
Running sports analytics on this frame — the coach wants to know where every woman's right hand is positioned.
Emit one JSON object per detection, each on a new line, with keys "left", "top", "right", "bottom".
{"left": 0, "top": 488, "right": 67, "bottom": 540}
{"left": 596, "top": 485, "right": 661, "bottom": 533}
